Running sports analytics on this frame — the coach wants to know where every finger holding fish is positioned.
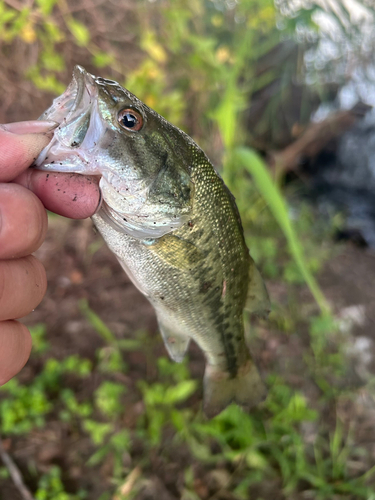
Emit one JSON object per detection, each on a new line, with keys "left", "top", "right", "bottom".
{"left": 14, "top": 170, "right": 101, "bottom": 219}
{"left": 0, "top": 121, "right": 101, "bottom": 387}
{"left": 0, "top": 121, "right": 101, "bottom": 218}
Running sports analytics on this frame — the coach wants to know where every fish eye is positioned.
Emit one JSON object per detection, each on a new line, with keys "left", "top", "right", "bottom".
{"left": 118, "top": 108, "right": 143, "bottom": 132}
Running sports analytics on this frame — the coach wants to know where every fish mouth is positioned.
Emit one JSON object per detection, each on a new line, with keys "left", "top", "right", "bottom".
{"left": 39, "top": 65, "right": 96, "bottom": 126}
{"left": 35, "top": 66, "right": 142, "bottom": 209}
{"left": 34, "top": 65, "right": 103, "bottom": 174}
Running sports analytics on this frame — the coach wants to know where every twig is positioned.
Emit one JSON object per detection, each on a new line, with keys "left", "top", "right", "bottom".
{"left": 269, "top": 102, "right": 372, "bottom": 175}
{"left": 113, "top": 467, "right": 142, "bottom": 499}
{"left": 0, "top": 436, "right": 35, "bottom": 500}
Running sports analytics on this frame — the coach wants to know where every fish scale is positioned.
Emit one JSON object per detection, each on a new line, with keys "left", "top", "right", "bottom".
{"left": 35, "top": 65, "right": 270, "bottom": 417}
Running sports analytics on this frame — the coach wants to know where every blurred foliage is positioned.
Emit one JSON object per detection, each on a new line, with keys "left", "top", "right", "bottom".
{"left": 1, "top": 0, "right": 375, "bottom": 499}
{"left": 1, "top": 310, "right": 375, "bottom": 499}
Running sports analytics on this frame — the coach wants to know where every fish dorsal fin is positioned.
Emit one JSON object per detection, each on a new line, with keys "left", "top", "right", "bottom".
{"left": 245, "top": 259, "right": 271, "bottom": 318}
{"left": 158, "top": 318, "right": 190, "bottom": 363}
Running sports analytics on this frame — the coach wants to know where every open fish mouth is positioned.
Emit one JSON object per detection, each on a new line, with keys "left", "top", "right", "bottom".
{"left": 34, "top": 66, "right": 104, "bottom": 174}
{"left": 34, "top": 66, "right": 152, "bottom": 220}
{"left": 39, "top": 65, "right": 96, "bottom": 129}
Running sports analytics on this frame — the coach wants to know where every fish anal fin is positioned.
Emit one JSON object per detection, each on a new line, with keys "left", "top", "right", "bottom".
{"left": 246, "top": 260, "right": 271, "bottom": 318}
{"left": 203, "top": 359, "right": 267, "bottom": 418}
{"left": 158, "top": 320, "right": 190, "bottom": 363}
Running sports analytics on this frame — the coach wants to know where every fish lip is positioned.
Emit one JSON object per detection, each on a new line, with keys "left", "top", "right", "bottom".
{"left": 38, "top": 65, "right": 96, "bottom": 124}
{"left": 35, "top": 66, "right": 99, "bottom": 171}
{"left": 70, "top": 65, "right": 96, "bottom": 114}
{"left": 70, "top": 65, "right": 86, "bottom": 115}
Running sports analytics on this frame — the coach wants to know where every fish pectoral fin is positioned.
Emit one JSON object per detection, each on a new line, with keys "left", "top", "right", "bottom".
{"left": 148, "top": 235, "right": 204, "bottom": 271}
{"left": 158, "top": 320, "right": 190, "bottom": 363}
{"left": 203, "top": 359, "right": 267, "bottom": 419}
{"left": 245, "top": 260, "right": 271, "bottom": 318}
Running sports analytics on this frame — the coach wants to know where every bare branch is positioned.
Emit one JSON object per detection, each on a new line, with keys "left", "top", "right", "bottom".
{"left": 0, "top": 437, "right": 36, "bottom": 500}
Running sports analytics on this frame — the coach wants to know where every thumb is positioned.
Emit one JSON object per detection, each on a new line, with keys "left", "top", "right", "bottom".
{"left": 0, "top": 121, "right": 57, "bottom": 182}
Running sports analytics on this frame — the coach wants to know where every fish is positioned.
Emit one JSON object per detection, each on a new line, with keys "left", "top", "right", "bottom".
{"left": 35, "top": 65, "right": 270, "bottom": 417}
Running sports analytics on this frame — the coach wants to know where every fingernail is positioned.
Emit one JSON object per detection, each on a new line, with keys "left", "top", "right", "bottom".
{"left": 1, "top": 120, "right": 58, "bottom": 135}
{"left": 94, "top": 188, "right": 103, "bottom": 214}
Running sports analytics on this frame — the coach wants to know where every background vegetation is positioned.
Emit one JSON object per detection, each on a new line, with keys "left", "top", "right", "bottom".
{"left": 1, "top": 0, "right": 375, "bottom": 499}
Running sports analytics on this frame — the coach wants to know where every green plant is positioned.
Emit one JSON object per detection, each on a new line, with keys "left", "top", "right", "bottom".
{"left": 138, "top": 358, "right": 197, "bottom": 446}
{"left": 35, "top": 465, "right": 87, "bottom": 500}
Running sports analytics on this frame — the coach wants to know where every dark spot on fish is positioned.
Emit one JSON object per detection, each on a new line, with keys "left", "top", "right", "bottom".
{"left": 73, "top": 195, "right": 78, "bottom": 201}
{"left": 123, "top": 217, "right": 127, "bottom": 222}
{"left": 71, "top": 141, "right": 79, "bottom": 147}
{"left": 160, "top": 296, "right": 164, "bottom": 300}
{"left": 200, "top": 281, "right": 212, "bottom": 293}
{"left": 51, "top": 161, "right": 54, "bottom": 164}
{"left": 187, "top": 220, "right": 194, "bottom": 228}
{"left": 57, "top": 189, "right": 60, "bottom": 191}
{"left": 63, "top": 191, "right": 66, "bottom": 194}
{"left": 46, "top": 174, "right": 49, "bottom": 180}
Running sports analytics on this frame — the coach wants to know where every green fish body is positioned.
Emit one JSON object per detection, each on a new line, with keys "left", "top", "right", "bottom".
{"left": 36, "top": 66, "right": 270, "bottom": 417}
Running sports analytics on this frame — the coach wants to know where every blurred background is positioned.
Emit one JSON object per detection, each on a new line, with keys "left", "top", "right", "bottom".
{"left": 1, "top": 0, "right": 375, "bottom": 498}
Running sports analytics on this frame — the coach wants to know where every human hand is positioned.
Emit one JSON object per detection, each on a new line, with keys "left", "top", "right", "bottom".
{"left": 0, "top": 120, "right": 101, "bottom": 385}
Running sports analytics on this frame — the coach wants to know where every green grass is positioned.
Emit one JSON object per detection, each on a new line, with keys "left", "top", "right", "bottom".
{"left": 234, "top": 147, "right": 331, "bottom": 315}
{"left": 1, "top": 297, "right": 374, "bottom": 499}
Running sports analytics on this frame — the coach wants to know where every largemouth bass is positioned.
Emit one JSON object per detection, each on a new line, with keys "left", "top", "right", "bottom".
{"left": 35, "top": 66, "right": 270, "bottom": 417}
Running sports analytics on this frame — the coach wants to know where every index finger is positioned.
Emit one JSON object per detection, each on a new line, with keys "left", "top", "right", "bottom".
{"left": 0, "top": 122, "right": 56, "bottom": 182}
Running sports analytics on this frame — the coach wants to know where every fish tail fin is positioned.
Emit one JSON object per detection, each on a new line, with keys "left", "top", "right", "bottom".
{"left": 203, "top": 359, "right": 266, "bottom": 418}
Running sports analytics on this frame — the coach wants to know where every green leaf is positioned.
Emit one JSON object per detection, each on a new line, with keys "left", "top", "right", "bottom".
{"left": 67, "top": 18, "right": 90, "bottom": 47}
{"left": 80, "top": 299, "right": 116, "bottom": 343}
{"left": 83, "top": 419, "right": 113, "bottom": 445}
{"left": 92, "top": 51, "right": 114, "bottom": 68}
{"left": 94, "top": 381, "right": 126, "bottom": 418}
{"left": 235, "top": 147, "right": 330, "bottom": 315}
{"left": 41, "top": 50, "right": 65, "bottom": 72}
{"left": 164, "top": 380, "right": 197, "bottom": 404}
{"left": 36, "top": 0, "right": 57, "bottom": 16}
